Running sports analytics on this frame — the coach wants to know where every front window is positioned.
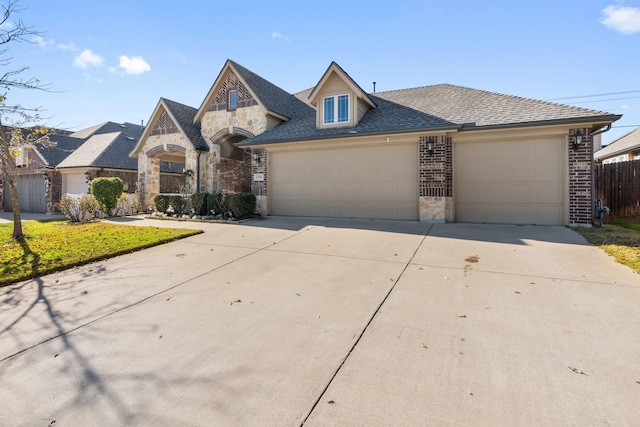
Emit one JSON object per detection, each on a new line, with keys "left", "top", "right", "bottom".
{"left": 229, "top": 90, "right": 237, "bottom": 110}
{"left": 323, "top": 96, "right": 334, "bottom": 124}
{"left": 323, "top": 94, "right": 349, "bottom": 125}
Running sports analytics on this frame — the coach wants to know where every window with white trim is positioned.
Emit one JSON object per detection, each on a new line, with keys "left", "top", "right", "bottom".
{"left": 323, "top": 94, "right": 349, "bottom": 124}
{"left": 228, "top": 90, "right": 237, "bottom": 110}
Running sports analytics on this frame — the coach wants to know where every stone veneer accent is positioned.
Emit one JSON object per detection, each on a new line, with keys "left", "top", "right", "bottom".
{"left": 138, "top": 132, "right": 200, "bottom": 207}
{"left": 569, "top": 127, "right": 592, "bottom": 226}
{"left": 251, "top": 148, "right": 268, "bottom": 214}
{"left": 419, "top": 135, "right": 453, "bottom": 222}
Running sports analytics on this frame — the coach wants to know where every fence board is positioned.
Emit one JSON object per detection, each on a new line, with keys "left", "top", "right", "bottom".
{"left": 595, "top": 159, "right": 640, "bottom": 217}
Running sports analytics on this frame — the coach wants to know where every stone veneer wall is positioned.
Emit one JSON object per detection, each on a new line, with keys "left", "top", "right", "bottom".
{"left": 419, "top": 135, "right": 453, "bottom": 222}
{"left": 138, "top": 133, "right": 199, "bottom": 207}
{"left": 569, "top": 127, "right": 592, "bottom": 226}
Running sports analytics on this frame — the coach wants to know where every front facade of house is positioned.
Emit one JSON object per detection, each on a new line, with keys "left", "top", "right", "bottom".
{"left": 132, "top": 60, "right": 621, "bottom": 226}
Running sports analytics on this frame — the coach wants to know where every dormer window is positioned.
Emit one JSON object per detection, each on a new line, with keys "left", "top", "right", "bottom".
{"left": 323, "top": 94, "right": 349, "bottom": 125}
{"left": 228, "top": 90, "right": 237, "bottom": 110}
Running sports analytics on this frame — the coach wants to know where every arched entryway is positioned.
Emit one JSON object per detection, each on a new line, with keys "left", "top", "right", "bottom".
{"left": 210, "top": 127, "right": 253, "bottom": 193}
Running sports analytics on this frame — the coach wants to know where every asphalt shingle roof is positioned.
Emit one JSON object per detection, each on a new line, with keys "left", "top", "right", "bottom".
{"left": 376, "top": 84, "right": 615, "bottom": 127}
{"left": 238, "top": 82, "right": 620, "bottom": 147}
{"left": 595, "top": 127, "right": 640, "bottom": 160}
{"left": 161, "top": 98, "right": 209, "bottom": 151}
{"left": 229, "top": 60, "right": 312, "bottom": 120}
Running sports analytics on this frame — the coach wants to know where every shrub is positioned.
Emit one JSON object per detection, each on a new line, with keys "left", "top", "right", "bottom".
{"left": 91, "top": 177, "right": 124, "bottom": 215}
{"left": 113, "top": 193, "right": 142, "bottom": 216}
{"left": 169, "top": 195, "right": 186, "bottom": 216}
{"left": 190, "top": 192, "right": 208, "bottom": 216}
{"left": 225, "top": 192, "right": 256, "bottom": 220}
{"left": 153, "top": 194, "right": 170, "bottom": 213}
{"left": 207, "top": 192, "right": 224, "bottom": 216}
{"left": 58, "top": 194, "right": 102, "bottom": 223}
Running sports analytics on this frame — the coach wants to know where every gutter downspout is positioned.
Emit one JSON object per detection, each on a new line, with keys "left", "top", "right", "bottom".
{"left": 590, "top": 124, "right": 612, "bottom": 224}
{"left": 196, "top": 149, "right": 202, "bottom": 193}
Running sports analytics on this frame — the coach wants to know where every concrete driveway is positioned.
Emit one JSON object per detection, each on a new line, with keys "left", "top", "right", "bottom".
{"left": 0, "top": 216, "right": 638, "bottom": 426}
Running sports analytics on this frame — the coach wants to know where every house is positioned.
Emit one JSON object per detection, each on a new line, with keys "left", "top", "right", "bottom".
{"left": 131, "top": 60, "right": 621, "bottom": 226}
{"left": 594, "top": 127, "right": 640, "bottom": 164}
{"left": 1, "top": 122, "right": 182, "bottom": 213}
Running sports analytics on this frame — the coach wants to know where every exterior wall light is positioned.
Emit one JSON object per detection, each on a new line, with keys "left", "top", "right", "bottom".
{"left": 427, "top": 136, "right": 435, "bottom": 155}
{"left": 572, "top": 130, "right": 583, "bottom": 150}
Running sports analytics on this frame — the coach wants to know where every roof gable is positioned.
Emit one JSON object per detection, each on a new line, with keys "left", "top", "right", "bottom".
{"left": 307, "top": 61, "right": 376, "bottom": 110}
{"left": 194, "top": 59, "right": 297, "bottom": 124}
{"left": 132, "top": 98, "right": 208, "bottom": 158}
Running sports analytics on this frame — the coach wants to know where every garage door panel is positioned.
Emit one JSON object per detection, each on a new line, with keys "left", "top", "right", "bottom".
{"left": 455, "top": 138, "right": 564, "bottom": 225}
{"left": 271, "top": 144, "right": 417, "bottom": 220}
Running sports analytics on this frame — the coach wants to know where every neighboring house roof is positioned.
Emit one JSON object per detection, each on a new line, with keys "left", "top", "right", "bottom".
{"left": 38, "top": 134, "right": 85, "bottom": 166}
{"left": 34, "top": 121, "right": 178, "bottom": 173}
{"left": 595, "top": 127, "right": 640, "bottom": 161}
{"left": 58, "top": 132, "right": 126, "bottom": 168}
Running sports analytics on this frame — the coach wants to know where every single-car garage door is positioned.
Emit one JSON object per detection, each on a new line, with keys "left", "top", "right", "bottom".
{"left": 455, "top": 137, "right": 565, "bottom": 225}
{"left": 270, "top": 143, "right": 418, "bottom": 220}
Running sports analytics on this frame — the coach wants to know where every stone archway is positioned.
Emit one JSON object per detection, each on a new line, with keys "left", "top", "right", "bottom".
{"left": 139, "top": 143, "right": 191, "bottom": 208}
{"left": 209, "top": 127, "right": 253, "bottom": 193}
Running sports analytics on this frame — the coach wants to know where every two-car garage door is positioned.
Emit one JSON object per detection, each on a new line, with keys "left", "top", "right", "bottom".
{"left": 269, "top": 144, "right": 418, "bottom": 220}
{"left": 267, "top": 137, "right": 566, "bottom": 225}
{"left": 455, "top": 137, "right": 565, "bottom": 225}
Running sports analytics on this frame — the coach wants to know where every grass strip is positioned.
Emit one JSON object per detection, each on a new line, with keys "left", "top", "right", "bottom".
{"left": 574, "top": 217, "right": 640, "bottom": 274}
{"left": 1, "top": 219, "right": 202, "bottom": 287}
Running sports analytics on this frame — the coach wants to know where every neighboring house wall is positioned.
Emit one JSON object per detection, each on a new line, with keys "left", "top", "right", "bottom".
{"left": 94, "top": 169, "right": 138, "bottom": 193}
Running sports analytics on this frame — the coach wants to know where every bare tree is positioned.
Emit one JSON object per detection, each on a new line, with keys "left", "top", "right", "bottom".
{"left": 0, "top": 0, "right": 52, "bottom": 240}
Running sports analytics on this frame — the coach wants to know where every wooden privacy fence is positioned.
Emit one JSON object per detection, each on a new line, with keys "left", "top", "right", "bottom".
{"left": 594, "top": 159, "right": 640, "bottom": 218}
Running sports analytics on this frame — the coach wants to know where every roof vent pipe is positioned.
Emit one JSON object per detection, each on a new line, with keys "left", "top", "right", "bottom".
{"left": 373, "top": 82, "right": 376, "bottom": 93}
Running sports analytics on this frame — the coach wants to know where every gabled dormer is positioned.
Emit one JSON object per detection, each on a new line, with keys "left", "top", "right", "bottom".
{"left": 308, "top": 62, "right": 377, "bottom": 129}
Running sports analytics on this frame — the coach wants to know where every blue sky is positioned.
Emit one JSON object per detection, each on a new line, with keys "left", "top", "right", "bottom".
{"left": 3, "top": 0, "right": 640, "bottom": 145}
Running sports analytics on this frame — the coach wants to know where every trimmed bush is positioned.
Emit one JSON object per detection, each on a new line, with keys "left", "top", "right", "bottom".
{"left": 207, "top": 192, "right": 224, "bottom": 216}
{"left": 190, "top": 192, "right": 208, "bottom": 216}
{"left": 169, "top": 195, "right": 186, "bottom": 216}
{"left": 91, "top": 177, "right": 124, "bottom": 215}
{"left": 225, "top": 192, "right": 256, "bottom": 220}
{"left": 153, "top": 194, "right": 170, "bottom": 213}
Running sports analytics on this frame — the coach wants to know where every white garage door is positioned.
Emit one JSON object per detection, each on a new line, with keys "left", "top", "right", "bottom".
{"left": 455, "top": 138, "right": 565, "bottom": 225}
{"left": 270, "top": 144, "right": 418, "bottom": 220}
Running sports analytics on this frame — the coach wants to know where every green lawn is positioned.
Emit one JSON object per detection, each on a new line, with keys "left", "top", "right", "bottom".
{"left": 574, "top": 216, "right": 640, "bottom": 274}
{"left": 0, "top": 219, "right": 202, "bottom": 287}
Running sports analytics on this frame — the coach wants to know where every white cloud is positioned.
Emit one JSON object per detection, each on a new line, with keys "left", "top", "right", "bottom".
{"left": 271, "top": 31, "right": 290, "bottom": 42}
{"left": 58, "top": 42, "right": 79, "bottom": 52}
{"left": 32, "top": 35, "right": 54, "bottom": 49}
{"left": 74, "top": 49, "right": 104, "bottom": 69}
{"left": 116, "top": 55, "right": 151, "bottom": 75}
{"left": 601, "top": 5, "right": 640, "bottom": 34}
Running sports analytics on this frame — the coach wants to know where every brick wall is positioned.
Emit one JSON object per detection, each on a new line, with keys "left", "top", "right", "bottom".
{"left": 419, "top": 135, "right": 452, "bottom": 198}
{"left": 568, "top": 128, "right": 592, "bottom": 225}
{"left": 218, "top": 153, "right": 251, "bottom": 194}
{"left": 95, "top": 170, "right": 138, "bottom": 193}
{"left": 250, "top": 149, "right": 267, "bottom": 196}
